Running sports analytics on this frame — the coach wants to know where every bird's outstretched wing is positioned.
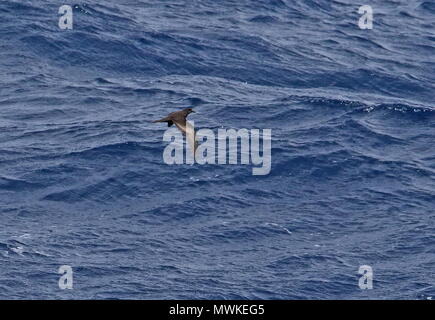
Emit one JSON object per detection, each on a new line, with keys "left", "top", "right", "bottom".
{"left": 173, "top": 119, "right": 187, "bottom": 135}
{"left": 175, "top": 120, "right": 198, "bottom": 156}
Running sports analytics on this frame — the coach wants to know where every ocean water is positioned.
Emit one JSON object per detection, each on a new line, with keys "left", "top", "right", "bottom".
{"left": 0, "top": 0, "right": 434, "bottom": 300}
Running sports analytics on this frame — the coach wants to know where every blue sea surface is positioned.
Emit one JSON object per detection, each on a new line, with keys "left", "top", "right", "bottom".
{"left": 0, "top": 0, "right": 434, "bottom": 299}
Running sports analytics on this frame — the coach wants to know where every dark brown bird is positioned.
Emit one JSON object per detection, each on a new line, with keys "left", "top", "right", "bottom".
{"left": 153, "top": 108, "right": 195, "bottom": 135}
{"left": 153, "top": 107, "right": 198, "bottom": 156}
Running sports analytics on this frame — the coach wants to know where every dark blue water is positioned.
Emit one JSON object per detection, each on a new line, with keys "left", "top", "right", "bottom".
{"left": 1, "top": 0, "right": 434, "bottom": 299}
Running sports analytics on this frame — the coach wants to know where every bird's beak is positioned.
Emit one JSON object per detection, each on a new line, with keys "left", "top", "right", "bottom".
{"left": 191, "top": 110, "right": 196, "bottom": 113}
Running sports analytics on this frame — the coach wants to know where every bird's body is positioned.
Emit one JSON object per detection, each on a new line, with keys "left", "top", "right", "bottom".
{"left": 153, "top": 108, "right": 195, "bottom": 135}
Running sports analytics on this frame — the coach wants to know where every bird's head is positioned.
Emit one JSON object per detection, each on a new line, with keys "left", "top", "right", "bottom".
{"left": 183, "top": 108, "right": 195, "bottom": 115}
